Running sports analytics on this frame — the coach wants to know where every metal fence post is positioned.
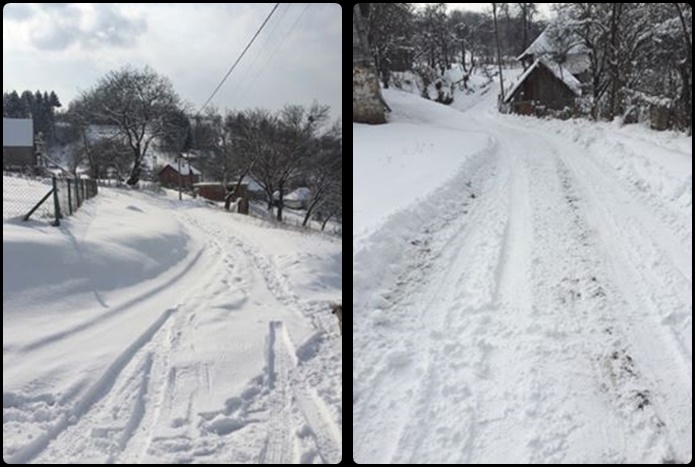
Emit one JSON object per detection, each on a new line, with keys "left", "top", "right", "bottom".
{"left": 51, "top": 176, "right": 61, "bottom": 226}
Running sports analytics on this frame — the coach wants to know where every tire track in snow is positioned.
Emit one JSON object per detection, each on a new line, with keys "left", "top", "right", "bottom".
{"left": 12, "top": 308, "right": 176, "bottom": 464}
{"left": 557, "top": 149, "right": 693, "bottom": 462}
{"left": 124, "top": 216, "right": 247, "bottom": 464}
{"left": 28, "top": 221, "right": 232, "bottom": 464}
{"left": 276, "top": 321, "right": 342, "bottom": 463}
{"left": 260, "top": 321, "right": 294, "bottom": 464}
{"left": 182, "top": 210, "right": 343, "bottom": 454}
{"left": 259, "top": 321, "right": 342, "bottom": 464}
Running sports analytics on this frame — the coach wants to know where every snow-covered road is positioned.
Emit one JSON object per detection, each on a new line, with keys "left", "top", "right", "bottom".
{"left": 3, "top": 188, "right": 342, "bottom": 464}
{"left": 353, "top": 89, "right": 692, "bottom": 463}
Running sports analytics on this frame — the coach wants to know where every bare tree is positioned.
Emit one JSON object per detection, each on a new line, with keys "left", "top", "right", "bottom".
{"left": 79, "top": 66, "right": 182, "bottom": 185}
{"left": 302, "top": 123, "right": 342, "bottom": 227}
{"left": 517, "top": 3, "right": 538, "bottom": 53}
{"left": 66, "top": 99, "right": 130, "bottom": 179}
{"left": 248, "top": 103, "right": 329, "bottom": 222}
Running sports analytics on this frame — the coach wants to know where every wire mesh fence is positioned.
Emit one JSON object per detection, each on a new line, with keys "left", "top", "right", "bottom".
{"left": 2, "top": 172, "right": 98, "bottom": 224}
{"left": 2, "top": 173, "right": 55, "bottom": 220}
{"left": 55, "top": 177, "right": 98, "bottom": 217}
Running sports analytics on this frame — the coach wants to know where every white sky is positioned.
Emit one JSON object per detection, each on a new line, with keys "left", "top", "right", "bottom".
{"left": 417, "top": 3, "right": 552, "bottom": 19}
{"left": 2, "top": 3, "right": 342, "bottom": 120}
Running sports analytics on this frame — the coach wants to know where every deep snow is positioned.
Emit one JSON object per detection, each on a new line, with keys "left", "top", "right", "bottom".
{"left": 3, "top": 187, "right": 342, "bottom": 464}
{"left": 353, "top": 83, "right": 692, "bottom": 464}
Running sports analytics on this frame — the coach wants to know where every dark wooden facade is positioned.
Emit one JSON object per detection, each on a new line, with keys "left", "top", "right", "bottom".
{"left": 194, "top": 182, "right": 248, "bottom": 202}
{"left": 3, "top": 147, "right": 35, "bottom": 169}
{"left": 505, "top": 62, "right": 578, "bottom": 115}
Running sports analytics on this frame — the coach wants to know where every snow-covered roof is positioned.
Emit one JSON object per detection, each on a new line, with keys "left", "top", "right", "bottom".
{"left": 272, "top": 187, "right": 312, "bottom": 201}
{"left": 517, "top": 27, "right": 587, "bottom": 61}
{"left": 504, "top": 58, "right": 581, "bottom": 103}
{"left": 286, "top": 187, "right": 311, "bottom": 201}
{"left": 159, "top": 163, "right": 201, "bottom": 176}
{"left": 517, "top": 29, "right": 554, "bottom": 60}
{"left": 3, "top": 118, "right": 33, "bottom": 147}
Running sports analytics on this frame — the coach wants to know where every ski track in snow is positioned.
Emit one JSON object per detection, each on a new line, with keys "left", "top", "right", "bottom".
{"left": 353, "top": 95, "right": 692, "bottom": 464}
{"left": 5, "top": 199, "right": 341, "bottom": 464}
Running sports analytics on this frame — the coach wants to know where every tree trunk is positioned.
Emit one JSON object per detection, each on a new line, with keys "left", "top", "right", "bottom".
{"left": 276, "top": 184, "right": 284, "bottom": 222}
{"left": 127, "top": 158, "right": 141, "bottom": 186}
{"left": 673, "top": 2, "right": 693, "bottom": 134}
{"left": 302, "top": 198, "right": 321, "bottom": 227}
{"left": 321, "top": 214, "right": 333, "bottom": 231}
{"left": 521, "top": 6, "right": 528, "bottom": 52}
{"left": 492, "top": 3, "right": 505, "bottom": 102}
{"left": 606, "top": 3, "right": 622, "bottom": 120}
{"left": 461, "top": 39, "right": 467, "bottom": 72}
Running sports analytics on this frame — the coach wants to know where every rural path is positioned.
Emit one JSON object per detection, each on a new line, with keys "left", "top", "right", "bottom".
{"left": 4, "top": 193, "right": 342, "bottom": 465}
{"left": 353, "top": 96, "right": 692, "bottom": 464}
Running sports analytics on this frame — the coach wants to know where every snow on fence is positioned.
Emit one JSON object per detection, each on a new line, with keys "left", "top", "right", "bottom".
{"left": 2, "top": 173, "right": 98, "bottom": 225}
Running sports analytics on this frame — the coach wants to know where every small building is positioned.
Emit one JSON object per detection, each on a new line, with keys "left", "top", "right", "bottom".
{"left": 3, "top": 118, "right": 34, "bottom": 169}
{"left": 158, "top": 162, "right": 200, "bottom": 189}
{"left": 193, "top": 181, "right": 249, "bottom": 202}
{"left": 504, "top": 26, "right": 589, "bottom": 115}
{"left": 274, "top": 187, "right": 311, "bottom": 209}
{"left": 503, "top": 58, "right": 581, "bottom": 115}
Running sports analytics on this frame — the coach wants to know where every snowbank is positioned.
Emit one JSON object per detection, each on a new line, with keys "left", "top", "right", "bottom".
{"left": 354, "top": 88, "right": 491, "bottom": 245}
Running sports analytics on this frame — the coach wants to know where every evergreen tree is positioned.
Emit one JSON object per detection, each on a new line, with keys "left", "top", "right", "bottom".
{"left": 49, "top": 91, "right": 62, "bottom": 108}
{"left": 3, "top": 91, "right": 28, "bottom": 117}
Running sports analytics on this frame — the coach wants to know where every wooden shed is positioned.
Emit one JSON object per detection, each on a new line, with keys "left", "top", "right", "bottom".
{"left": 503, "top": 58, "right": 581, "bottom": 115}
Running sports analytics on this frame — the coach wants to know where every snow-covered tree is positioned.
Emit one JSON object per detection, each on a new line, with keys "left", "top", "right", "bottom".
{"left": 367, "top": 3, "right": 415, "bottom": 88}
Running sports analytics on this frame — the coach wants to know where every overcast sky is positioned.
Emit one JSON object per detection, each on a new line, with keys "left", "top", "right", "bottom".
{"left": 3, "top": 3, "right": 342, "bottom": 121}
{"left": 416, "top": 3, "right": 552, "bottom": 19}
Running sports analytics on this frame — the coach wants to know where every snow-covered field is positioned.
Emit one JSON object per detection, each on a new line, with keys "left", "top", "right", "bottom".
{"left": 353, "top": 86, "right": 692, "bottom": 463}
{"left": 3, "top": 187, "right": 342, "bottom": 463}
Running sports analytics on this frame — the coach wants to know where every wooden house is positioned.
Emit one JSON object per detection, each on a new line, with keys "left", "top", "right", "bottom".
{"left": 3, "top": 118, "right": 34, "bottom": 169}
{"left": 158, "top": 162, "right": 200, "bottom": 189}
{"left": 504, "top": 26, "right": 589, "bottom": 115}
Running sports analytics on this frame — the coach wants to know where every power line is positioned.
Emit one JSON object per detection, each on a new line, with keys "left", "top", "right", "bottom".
{"left": 197, "top": 3, "right": 280, "bottom": 116}
{"left": 226, "top": 3, "right": 291, "bottom": 103}
{"left": 237, "top": 3, "right": 311, "bottom": 108}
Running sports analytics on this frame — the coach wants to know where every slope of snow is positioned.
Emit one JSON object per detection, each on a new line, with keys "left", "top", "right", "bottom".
{"left": 3, "top": 187, "right": 342, "bottom": 464}
{"left": 354, "top": 88, "right": 491, "bottom": 247}
{"left": 354, "top": 76, "right": 692, "bottom": 464}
